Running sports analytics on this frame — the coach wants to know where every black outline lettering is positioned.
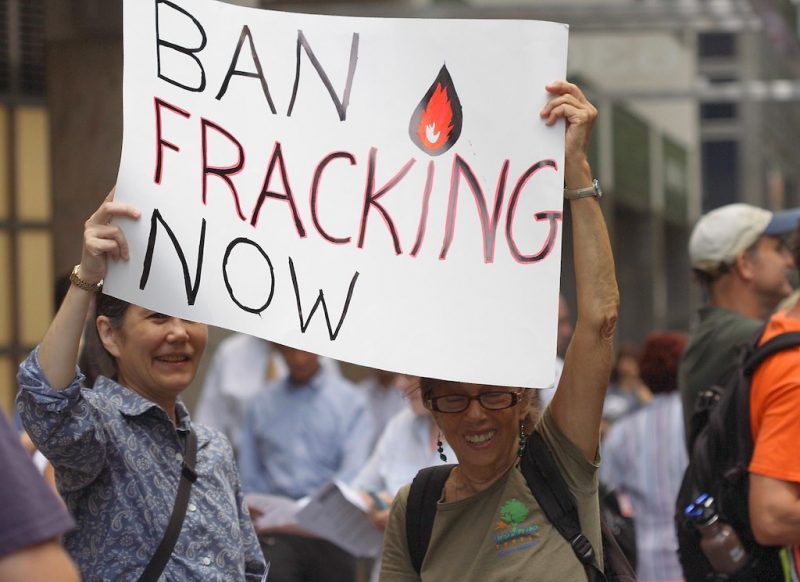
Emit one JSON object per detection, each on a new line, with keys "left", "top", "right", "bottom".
{"left": 287, "top": 30, "right": 359, "bottom": 121}
{"left": 357, "top": 147, "right": 415, "bottom": 255}
{"left": 310, "top": 152, "right": 356, "bottom": 244}
{"left": 154, "top": 97, "right": 191, "bottom": 185}
{"left": 250, "top": 142, "right": 307, "bottom": 238}
{"left": 155, "top": 0, "right": 207, "bottom": 92}
{"left": 215, "top": 25, "right": 277, "bottom": 113}
{"left": 439, "top": 156, "right": 509, "bottom": 263}
{"left": 410, "top": 160, "right": 436, "bottom": 257}
{"left": 201, "top": 117, "right": 246, "bottom": 221}
{"left": 222, "top": 237, "right": 275, "bottom": 315}
{"left": 505, "top": 159, "right": 561, "bottom": 263}
{"left": 289, "top": 257, "right": 359, "bottom": 341}
{"left": 139, "top": 209, "right": 206, "bottom": 305}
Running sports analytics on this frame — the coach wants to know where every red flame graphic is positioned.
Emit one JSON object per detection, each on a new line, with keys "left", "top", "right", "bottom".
{"left": 416, "top": 83, "right": 454, "bottom": 149}
{"left": 409, "top": 65, "right": 463, "bottom": 156}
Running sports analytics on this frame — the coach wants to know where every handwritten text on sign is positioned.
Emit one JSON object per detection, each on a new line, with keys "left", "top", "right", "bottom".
{"left": 105, "top": 0, "right": 569, "bottom": 387}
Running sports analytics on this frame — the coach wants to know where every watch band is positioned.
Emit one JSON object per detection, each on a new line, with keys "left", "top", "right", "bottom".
{"left": 69, "top": 264, "right": 103, "bottom": 293}
{"left": 564, "top": 178, "right": 602, "bottom": 200}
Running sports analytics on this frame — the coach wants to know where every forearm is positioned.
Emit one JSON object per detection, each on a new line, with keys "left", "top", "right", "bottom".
{"left": 750, "top": 473, "right": 800, "bottom": 545}
{"left": 553, "top": 192, "right": 618, "bottom": 458}
{"left": 38, "top": 282, "right": 94, "bottom": 390}
{"left": 38, "top": 190, "right": 140, "bottom": 390}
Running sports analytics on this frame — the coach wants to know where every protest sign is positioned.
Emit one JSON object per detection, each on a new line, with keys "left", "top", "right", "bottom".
{"left": 105, "top": 0, "right": 569, "bottom": 387}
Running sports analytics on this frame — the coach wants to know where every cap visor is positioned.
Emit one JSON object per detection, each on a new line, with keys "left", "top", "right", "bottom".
{"left": 764, "top": 208, "right": 800, "bottom": 235}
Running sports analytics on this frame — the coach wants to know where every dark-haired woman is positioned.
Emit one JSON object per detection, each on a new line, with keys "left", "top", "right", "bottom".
{"left": 379, "top": 81, "right": 619, "bottom": 581}
{"left": 17, "top": 191, "right": 267, "bottom": 580}
{"left": 601, "top": 331, "right": 689, "bottom": 581}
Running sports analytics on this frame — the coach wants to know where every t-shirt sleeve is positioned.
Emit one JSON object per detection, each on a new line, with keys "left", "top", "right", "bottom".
{"left": 535, "top": 406, "right": 603, "bottom": 569}
{"left": 0, "top": 413, "right": 74, "bottom": 559}
{"left": 750, "top": 371, "right": 800, "bottom": 483}
{"left": 536, "top": 406, "right": 600, "bottom": 495}
{"left": 380, "top": 484, "right": 422, "bottom": 582}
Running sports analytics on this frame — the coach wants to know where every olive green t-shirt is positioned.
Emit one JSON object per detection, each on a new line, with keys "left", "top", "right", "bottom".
{"left": 678, "top": 305, "right": 761, "bottom": 446}
{"left": 379, "top": 408, "right": 601, "bottom": 582}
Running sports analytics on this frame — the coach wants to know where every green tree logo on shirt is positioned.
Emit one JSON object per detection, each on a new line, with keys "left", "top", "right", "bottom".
{"left": 499, "top": 498, "right": 529, "bottom": 530}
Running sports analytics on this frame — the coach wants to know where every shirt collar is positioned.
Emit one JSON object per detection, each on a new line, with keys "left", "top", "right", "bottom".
{"left": 95, "top": 375, "right": 191, "bottom": 429}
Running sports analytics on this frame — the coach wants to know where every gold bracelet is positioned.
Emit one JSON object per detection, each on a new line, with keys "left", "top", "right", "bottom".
{"left": 69, "top": 264, "right": 103, "bottom": 293}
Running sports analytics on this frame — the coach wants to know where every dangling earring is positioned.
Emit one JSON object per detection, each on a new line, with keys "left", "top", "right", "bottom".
{"left": 517, "top": 420, "right": 527, "bottom": 458}
{"left": 437, "top": 433, "right": 448, "bottom": 462}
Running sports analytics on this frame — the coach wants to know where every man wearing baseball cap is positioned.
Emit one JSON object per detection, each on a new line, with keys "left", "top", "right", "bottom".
{"left": 679, "top": 203, "right": 800, "bottom": 448}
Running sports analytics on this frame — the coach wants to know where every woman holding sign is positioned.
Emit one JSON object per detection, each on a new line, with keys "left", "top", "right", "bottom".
{"left": 379, "top": 81, "right": 620, "bottom": 581}
{"left": 16, "top": 191, "right": 267, "bottom": 580}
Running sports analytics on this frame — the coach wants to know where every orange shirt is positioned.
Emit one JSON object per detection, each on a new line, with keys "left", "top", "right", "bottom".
{"left": 750, "top": 311, "right": 800, "bottom": 483}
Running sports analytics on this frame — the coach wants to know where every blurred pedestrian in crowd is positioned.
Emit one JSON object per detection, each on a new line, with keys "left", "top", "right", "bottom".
{"left": 357, "top": 368, "right": 406, "bottom": 450}
{"left": 239, "top": 344, "right": 372, "bottom": 582}
{"left": 16, "top": 191, "right": 266, "bottom": 580}
{"left": 602, "top": 330, "right": 688, "bottom": 582}
{"left": 0, "top": 411, "right": 79, "bottom": 582}
{"left": 603, "top": 343, "right": 651, "bottom": 428}
{"left": 679, "top": 203, "right": 799, "bottom": 449}
{"left": 352, "top": 375, "right": 455, "bottom": 582}
{"left": 195, "top": 333, "right": 341, "bottom": 459}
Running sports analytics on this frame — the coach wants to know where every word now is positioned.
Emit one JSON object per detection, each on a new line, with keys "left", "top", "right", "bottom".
{"left": 139, "top": 209, "right": 359, "bottom": 341}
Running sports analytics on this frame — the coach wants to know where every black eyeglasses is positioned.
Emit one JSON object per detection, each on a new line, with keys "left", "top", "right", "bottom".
{"left": 426, "top": 391, "right": 522, "bottom": 413}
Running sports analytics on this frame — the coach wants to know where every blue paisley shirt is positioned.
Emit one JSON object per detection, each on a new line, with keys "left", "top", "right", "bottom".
{"left": 17, "top": 348, "right": 267, "bottom": 582}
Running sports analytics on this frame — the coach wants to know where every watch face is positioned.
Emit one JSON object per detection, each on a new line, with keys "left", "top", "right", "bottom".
{"left": 592, "top": 179, "right": 603, "bottom": 198}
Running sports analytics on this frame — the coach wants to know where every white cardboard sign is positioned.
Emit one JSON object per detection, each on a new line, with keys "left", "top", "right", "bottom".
{"left": 105, "top": 0, "right": 569, "bottom": 388}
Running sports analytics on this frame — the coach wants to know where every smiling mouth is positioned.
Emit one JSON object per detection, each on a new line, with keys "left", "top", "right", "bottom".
{"left": 155, "top": 354, "right": 191, "bottom": 363}
{"left": 464, "top": 430, "right": 496, "bottom": 445}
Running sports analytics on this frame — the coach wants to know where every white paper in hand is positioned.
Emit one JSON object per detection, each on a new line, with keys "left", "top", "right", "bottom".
{"left": 295, "top": 480, "right": 383, "bottom": 557}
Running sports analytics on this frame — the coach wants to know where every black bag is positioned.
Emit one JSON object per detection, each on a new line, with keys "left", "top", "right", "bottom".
{"left": 406, "top": 430, "right": 636, "bottom": 581}
{"left": 599, "top": 483, "right": 637, "bottom": 573}
{"left": 674, "top": 329, "right": 800, "bottom": 581}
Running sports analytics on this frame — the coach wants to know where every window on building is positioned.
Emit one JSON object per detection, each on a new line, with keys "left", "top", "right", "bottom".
{"left": 0, "top": 0, "right": 51, "bottom": 413}
{"left": 698, "top": 32, "right": 737, "bottom": 58}
{"left": 702, "top": 139, "right": 739, "bottom": 210}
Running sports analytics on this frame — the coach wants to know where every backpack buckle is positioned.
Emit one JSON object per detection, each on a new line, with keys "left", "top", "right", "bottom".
{"left": 569, "top": 533, "right": 595, "bottom": 564}
{"left": 696, "top": 388, "right": 721, "bottom": 412}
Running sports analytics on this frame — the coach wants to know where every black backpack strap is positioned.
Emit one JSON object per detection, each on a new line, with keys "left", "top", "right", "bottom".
{"left": 138, "top": 426, "right": 198, "bottom": 582}
{"left": 743, "top": 331, "right": 800, "bottom": 375}
{"left": 523, "top": 431, "right": 605, "bottom": 581}
{"left": 405, "top": 464, "right": 454, "bottom": 575}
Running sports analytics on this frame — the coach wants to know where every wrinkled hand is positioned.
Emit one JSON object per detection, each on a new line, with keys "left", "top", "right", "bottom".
{"left": 540, "top": 81, "right": 597, "bottom": 186}
{"left": 79, "top": 188, "right": 140, "bottom": 284}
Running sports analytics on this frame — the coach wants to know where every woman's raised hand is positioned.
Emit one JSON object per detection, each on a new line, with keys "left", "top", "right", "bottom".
{"left": 540, "top": 81, "right": 597, "bottom": 187}
{"left": 79, "top": 188, "right": 141, "bottom": 284}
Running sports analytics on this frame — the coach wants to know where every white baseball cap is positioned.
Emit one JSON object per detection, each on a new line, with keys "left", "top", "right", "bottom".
{"left": 689, "top": 203, "right": 800, "bottom": 275}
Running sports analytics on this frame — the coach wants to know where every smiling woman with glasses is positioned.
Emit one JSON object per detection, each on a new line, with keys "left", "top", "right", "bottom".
{"left": 379, "top": 81, "right": 620, "bottom": 582}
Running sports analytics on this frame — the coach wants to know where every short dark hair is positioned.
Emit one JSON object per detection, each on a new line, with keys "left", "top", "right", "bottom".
{"left": 419, "top": 377, "right": 446, "bottom": 400}
{"left": 95, "top": 291, "right": 131, "bottom": 329}
{"left": 92, "top": 290, "right": 132, "bottom": 379}
{"left": 638, "top": 331, "right": 687, "bottom": 395}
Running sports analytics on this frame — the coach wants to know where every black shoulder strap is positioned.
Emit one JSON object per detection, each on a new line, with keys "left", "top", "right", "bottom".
{"left": 138, "top": 426, "right": 198, "bottom": 582}
{"left": 743, "top": 331, "right": 800, "bottom": 376}
{"left": 522, "top": 431, "right": 601, "bottom": 578}
{"left": 406, "top": 464, "right": 454, "bottom": 575}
